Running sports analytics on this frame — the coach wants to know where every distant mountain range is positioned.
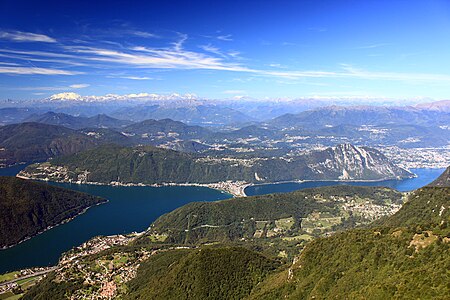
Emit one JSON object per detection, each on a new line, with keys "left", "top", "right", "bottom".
{"left": 1, "top": 100, "right": 449, "bottom": 167}
{"left": 415, "top": 99, "right": 450, "bottom": 112}
{"left": 2, "top": 96, "right": 449, "bottom": 126}
{"left": 267, "top": 105, "right": 450, "bottom": 128}
{"left": 110, "top": 104, "right": 254, "bottom": 126}
{"left": 24, "top": 112, "right": 132, "bottom": 129}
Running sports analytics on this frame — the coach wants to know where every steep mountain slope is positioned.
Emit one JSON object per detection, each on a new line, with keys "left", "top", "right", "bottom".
{"left": 304, "top": 143, "right": 413, "bottom": 180}
{"left": 249, "top": 185, "right": 450, "bottom": 299}
{"left": 24, "top": 112, "right": 132, "bottom": 129}
{"left": 125, "top": 247, "right": 279, "bottom": 300}
{"left": 429, "top": 165, "right": 450, "bottom": 187}
{"left": 20, "top": 143, "right": 412, "bottom": 184}
{"left": 0, "top": 177, "right": 106, "bottom": 248}
{"left": 20, "top": 144, "right": 253, "bottom": 184}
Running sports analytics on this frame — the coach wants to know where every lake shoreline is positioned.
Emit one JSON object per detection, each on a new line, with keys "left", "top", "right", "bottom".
{"left": 16, "top": 174, "right": 246, "bottom": 197}
{"left": 17, "top": 173, "right": 418, "bottom": 198}
{"left": 245, "top": 168, "right": 445, "bottom": 196}
{"left": 0, "top": 200, "right": 108, "bottom": 251}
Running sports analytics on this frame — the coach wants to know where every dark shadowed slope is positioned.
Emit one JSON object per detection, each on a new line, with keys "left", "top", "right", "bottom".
{"left": 0, "top": 177, "right": 106, "bottom": 248}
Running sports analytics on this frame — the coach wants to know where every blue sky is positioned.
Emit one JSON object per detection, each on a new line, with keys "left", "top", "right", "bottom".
{"left": 1, "top": 0, "right": 450, "bottom": 100}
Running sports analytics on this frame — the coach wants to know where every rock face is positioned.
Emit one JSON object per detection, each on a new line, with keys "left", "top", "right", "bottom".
{"left": 429, "top": 166, "right": 450, "bottom": 187}
{"left": 306, "top": 144, "right": 414, "bottom": 180}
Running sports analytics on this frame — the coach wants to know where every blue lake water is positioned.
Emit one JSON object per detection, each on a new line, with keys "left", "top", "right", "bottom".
{"left": 0, "top": 166, "right": 444, "bottom": 273}
{"left": 0, "top": 166, "right": 231, "bottom": 273}
{"left": 245, "top": 168, "right": 444, "bottom": 196}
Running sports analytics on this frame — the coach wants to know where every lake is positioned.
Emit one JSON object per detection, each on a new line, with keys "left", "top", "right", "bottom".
{"left": 0, "top": 166, "right": 443, "bottom": 273}
{"left": 245, "top": 168, "right": 444, "bottom": 196}
{"left": 0, "top": 165, "right": 231, "bottom": 273}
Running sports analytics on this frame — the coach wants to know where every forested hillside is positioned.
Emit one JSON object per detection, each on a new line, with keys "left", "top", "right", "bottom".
{"left": 0, "top": 177, "right": 106, "bottom": 248}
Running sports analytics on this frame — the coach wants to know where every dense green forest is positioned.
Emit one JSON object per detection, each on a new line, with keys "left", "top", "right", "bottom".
{"left": 125, "top": 247, "right": 279, "bottom": 300}
{"left": 0, "top": 176, "right": 106, "bottom": 248}
{"left": 248, "top": 186, "right": 450, "bottom": 299}
{"left": 147, "top": 185, "right": 402, "bottom": 245}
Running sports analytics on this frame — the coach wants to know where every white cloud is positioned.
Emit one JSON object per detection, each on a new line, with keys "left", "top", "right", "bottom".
{"left": 217, "top": 34, "right": 233, "bottom": 41}
{"left": 67, "top": 45, "right": 250, "bottom": 72}
{"left": 199, "top": 44, "right": 226, "bottom": 57}
{"left": 47, "top": 92, "right": 199, "bottom": 102}
{"left": 0, "top": 66, "right": 81, "bottom": 75}
{"left": 121, "top": 76, "right": 154, "bottom": 80}
{"left": 16, "top": 84, "right": 89, "bottom": 91}
{"left": 253, "top": 65, "right": 450, "bottom": 83}
{"left": 2, "top": 32, "right": 450, "bottom": 85}
{"left": 227, "top": 51, "right": 241, "bottom": 58}
{"left": 0, "top": 30, "right": 56, "bottom": 43}
{"left": 173, "top": 33, "right": 188, "bottom": 51}
{"left": 129, "top": 31, "right": 157, "bottom": 38}
{"left": 69, "top": 84, "right": 90, "bottom": 89}
{"left": 308, "top": 27, "right": 327, "bottom": 32}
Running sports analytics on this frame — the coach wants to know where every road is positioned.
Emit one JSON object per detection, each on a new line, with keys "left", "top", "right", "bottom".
{"left": 0, "top": 267, "right": 57, "bottom": 287}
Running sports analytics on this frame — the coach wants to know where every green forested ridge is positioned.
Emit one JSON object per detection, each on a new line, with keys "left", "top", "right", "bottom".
{"left": 429, "top": 166, "right": 450, "bottom": 187}
{"left": 249, "top": 226, "right": 449, "bottom": 299}
{"left": 41, "top": 144, "right": 254, "bottom": 183}
{"left": 147, "top": 185, "right": 402, "bottom": 245}
{"left": 0, "top": 122, "right": 129, "bottom": 167}
{"left": 126, "top": 247, "right": 279, "bottom": 300}
{"left": 0, "top": 176, "right": 106, "bottom": 248}
{"left": 379, "top": 187, "right": 450, "bottom": 229}
{"left": 23, "top": 143, "right": 411, "bottom": 184}
{"left": 248, "top": 186, "right": 450, "bottom": 299}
